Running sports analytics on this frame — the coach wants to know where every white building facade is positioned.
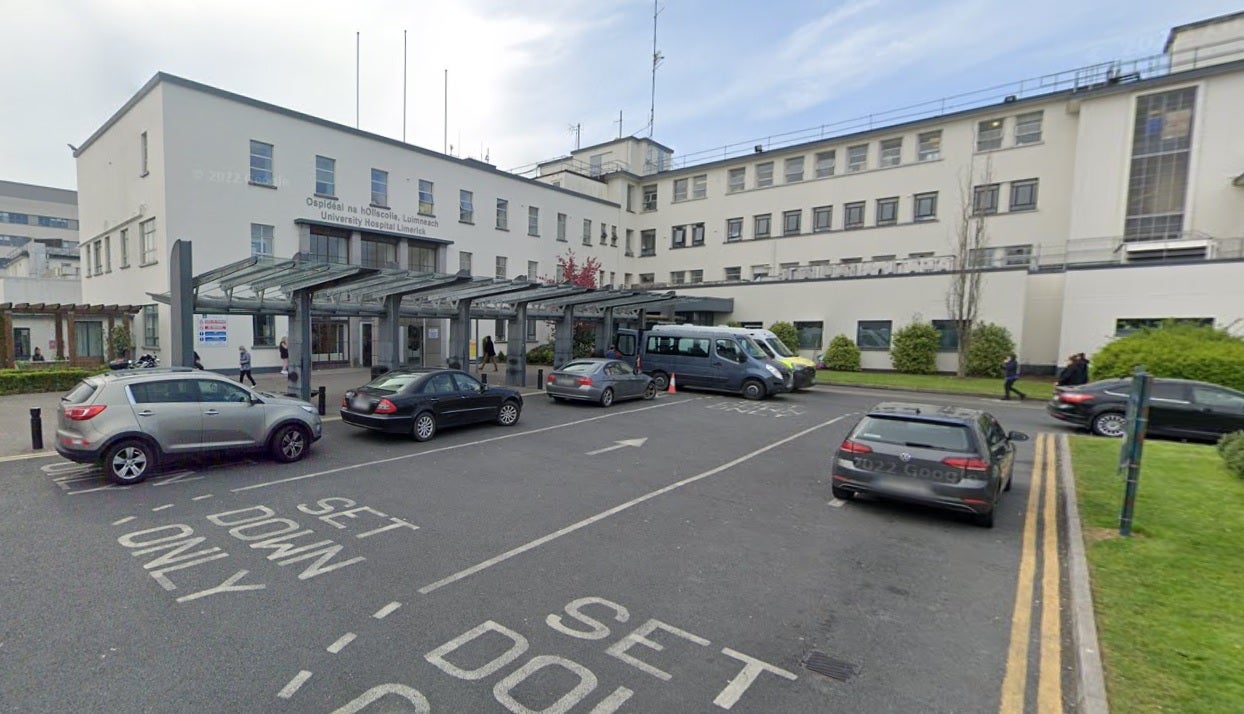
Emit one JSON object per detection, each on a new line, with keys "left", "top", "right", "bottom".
{"left": 73, "top": 12, "right": 1244, "bottom": 372}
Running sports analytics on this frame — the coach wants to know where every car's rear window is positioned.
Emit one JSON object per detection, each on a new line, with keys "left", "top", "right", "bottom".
{"left": 368, "top": 373, "right": 421, "bottom": 392}
{"left": 62, "top": 380, "right": 98, "bottom": 404}
{"left": 854, "top": 416, "right": 974, "bottom": 452}
{"left": 560, "top": 362, "right": 598, "bottom": 374}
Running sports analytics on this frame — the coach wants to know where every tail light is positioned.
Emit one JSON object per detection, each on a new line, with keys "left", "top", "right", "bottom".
{"left": 942, "top": 456, "right": 989, "bottom": 472}
{"left": 546, "top": 373, "right": 556, "bottom": 384}
{"left": 374, "top": 399, "right": 398, "bottom": 414}
{"left": 1058, "top": 392, "right": 1095, "bottom": 404}
{"left": 576, "top": 377, "right": 593, "bottom": 387}
{"left": 839, "top": 439, "right": 872, "bottom": 455}
{"left": 64, "top": 405, "right": 106, "bottom": 421}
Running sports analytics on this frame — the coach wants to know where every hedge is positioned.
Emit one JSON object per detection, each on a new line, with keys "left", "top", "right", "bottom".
{"left": 823, "top": 334, "right": 861, "bottom": 371}
{"left": 0, "top": 367, "right": 98, "bottom": 396}
{"left": 1217, "top": 431, "right": 1244, "bottom": 479}
{"left": 1092, "top": 324, "right": 1244, "bottom": 390}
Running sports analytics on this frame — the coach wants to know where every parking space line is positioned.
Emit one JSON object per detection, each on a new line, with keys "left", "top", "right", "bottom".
{"left": 152, "top": 504, "right": 174, "bottom": 512}
{"left": 111, "top": 516, "right": 135, "bottom": 526}
{"left": 373, "top": 602, "right": 402, "bottom": 619}
{"left": 327, "top": 632, "right": 357, "bottom": 654}
{"left": 232, "top": 397, "right": 702, "bottom": 492}
{"left": 416, "top": 414, "right": 848, "bottom": 595}
{"left": 277, "top": 670, "right": 312, "bottom": 699}
{"left": 0, "top": 450, "right": 57, "bottom": 463}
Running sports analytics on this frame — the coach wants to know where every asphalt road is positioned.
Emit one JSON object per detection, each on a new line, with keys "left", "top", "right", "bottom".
{"left": 0, "top": 384, "right": 1071, "bottom": 713}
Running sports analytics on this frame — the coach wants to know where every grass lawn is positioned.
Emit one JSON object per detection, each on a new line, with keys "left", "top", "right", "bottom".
{"left": 816, "top": 369, "right": 1054, "bottom": 397}
{"left": 1069, "top": 436, "right": 1244, "bottom": 713}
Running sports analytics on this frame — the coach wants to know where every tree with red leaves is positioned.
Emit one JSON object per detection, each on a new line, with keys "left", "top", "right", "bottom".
{"left": 542, "top": 249, "right": 603, "bottom": 357}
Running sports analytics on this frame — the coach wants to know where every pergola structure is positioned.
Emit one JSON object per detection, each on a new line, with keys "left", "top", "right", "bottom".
{"left": 154, "top": 241, "right": 732, "bottom": 400}
{"left": 0, "top": 302, "right": 146, "bottom": 368}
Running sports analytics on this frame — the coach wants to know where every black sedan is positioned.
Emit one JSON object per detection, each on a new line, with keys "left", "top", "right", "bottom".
{"left": 1047, "top": 377, "right": 1244, "bottom": 440}
{"left": 341, "top": 368, "right": 522, "bottom": 441}
{"left": 545, "top": 358, "right": 657, "bottom": 406}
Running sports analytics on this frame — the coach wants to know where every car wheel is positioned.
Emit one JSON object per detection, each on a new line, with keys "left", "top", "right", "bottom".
{"left": 643, "top": 382, "right": 657, "bottom": 400}
{"left": 548, "top": 395, "right": 562, "bottom": 403}
{"left": 497, "top": 400, "right": 521, "bottom": 426}
{"left": 1090, "top": 411, "right": 1128, "bottom": 438}
{"left": 651, "top": 372, "right": 669, "bottom": 391}
{"left": 270, "top": 423, "right": 311, "bottom": 463}
{"left": 741, "top": 379, "right": 766, "bottom": 401}
{"left": 104, "top": 439, "right": 156, "bottom": 485}
{"left": 599, "top": 388, "right": 614, "bottom": 407}
{"left": 973, "top": 508, "right": 996, "bottom": 528}
{"left": 412, "top": 412, "right": 437, "bottom": 442}
{"left": 831, "top": 483, "right": 854, "bottom": 500}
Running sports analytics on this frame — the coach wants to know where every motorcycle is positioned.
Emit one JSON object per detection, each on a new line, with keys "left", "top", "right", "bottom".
{"left": 108, "top": 353, "right": 160, "bottom": 370}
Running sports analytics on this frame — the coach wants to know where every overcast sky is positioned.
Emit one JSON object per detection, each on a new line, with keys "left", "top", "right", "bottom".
{"left": 2, "top": 0, "right": 1240, "bottom": 190}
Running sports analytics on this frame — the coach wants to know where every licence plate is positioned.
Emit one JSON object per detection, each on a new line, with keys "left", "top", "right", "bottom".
{"left": 854, "top": 457, "right": 961, "bottom": 484}
{"left": 557, "top": 376, "right": 577, "bottom": 386}
{"left": 351, "top": 397, "right": 371, "bottom": 412}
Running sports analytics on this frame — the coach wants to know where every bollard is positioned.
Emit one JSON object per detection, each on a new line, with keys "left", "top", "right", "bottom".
{"left": 481, "top": 372, "right": 487, "bottom": 385}
{"left": 30, "top": 408, "right": 43, "bottom": 450}
{"left": 317, "top": 386, "right": 326, "bottom": 416}
{"left": 537, "top": 368, "right": 544, "bottom": 391}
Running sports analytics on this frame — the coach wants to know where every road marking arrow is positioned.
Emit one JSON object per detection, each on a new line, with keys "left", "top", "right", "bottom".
{"left": 585, "top": 438, "right": 648, "bottom": 456}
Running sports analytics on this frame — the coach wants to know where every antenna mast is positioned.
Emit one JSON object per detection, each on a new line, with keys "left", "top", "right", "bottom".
{"left": 648, "top": 0, "right": 663, "bottom": 137}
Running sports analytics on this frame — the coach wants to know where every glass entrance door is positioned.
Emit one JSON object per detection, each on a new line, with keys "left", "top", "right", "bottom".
{"left": 311, "top": 320, "right": 350, "bottom": 365}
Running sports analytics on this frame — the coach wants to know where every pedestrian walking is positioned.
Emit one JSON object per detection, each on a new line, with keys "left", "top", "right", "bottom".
{"left": 238, "top": 345, "right": 256, "bottom": 385}
{"left": 1002, "top": 353, "right": 1025, "bottom": 401}
{"left": 1056, "top": 354, "right": 1077, "bottom": 386}
{"left": 480, "top": 335, "right": 498, "bottom": 372}
{"left": 279, "top": 336, "right": 289, "bottom": 375}
{"left": 193, "top": 351, "right": 204, "bottom": 370}
{"left": 1070, "top": 352, "right": 1090, "bottom": 385}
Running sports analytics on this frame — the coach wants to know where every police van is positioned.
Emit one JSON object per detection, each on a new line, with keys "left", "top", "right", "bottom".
{"left": 613, "top": 325, "right": 792, "bottom": 400}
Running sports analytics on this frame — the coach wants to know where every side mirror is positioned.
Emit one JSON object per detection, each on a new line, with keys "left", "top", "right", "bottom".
{"left": 1007, "top": 430, "right": 1030, "bottom": 442}
{"left": 737, "top": 353, "right": 748, "bottom": 364}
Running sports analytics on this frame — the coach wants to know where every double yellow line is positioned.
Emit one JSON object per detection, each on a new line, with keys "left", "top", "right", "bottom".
{"left": 999, "top": 432, "right": 1062, "bottom": 713}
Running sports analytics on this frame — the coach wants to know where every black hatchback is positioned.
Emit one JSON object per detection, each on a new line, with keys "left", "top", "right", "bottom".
{"left": 831, "top": 402, "right": 1029, "bottom": 527}
{"left": 341, "top": 368, "right": 522, "bottom": 441}
{"left": 1047, "top": 377, "right": 1244, "bottom": 440}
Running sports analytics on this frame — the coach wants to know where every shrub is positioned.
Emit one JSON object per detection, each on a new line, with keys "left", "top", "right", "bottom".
{"left": 767, "top": 322, "right": 800, "bottom": 354}
{"left": 525, "top": 342, "right": 555, "bottom": 365}
{"left": 1091, "top": 324, "right": 1244, "bottom": 390}
{"left": 0, "top": 368, "right": 98, "bottom": 396}
{"left": 822, "top": 334, "right": 861, "bottom": 371}
{"left": 1218, "top": 431, "right": 1244, "bottom": 479}
{"left": 890, "top": 321, "right": 940, "bottom": 374}
{"left": 964, "top": 322, "right": 1016, "bottom": 377}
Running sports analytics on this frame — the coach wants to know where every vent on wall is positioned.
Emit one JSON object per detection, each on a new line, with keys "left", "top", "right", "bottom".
{"left": 1123, "top": 239, "right": 1211, "bottom": 263}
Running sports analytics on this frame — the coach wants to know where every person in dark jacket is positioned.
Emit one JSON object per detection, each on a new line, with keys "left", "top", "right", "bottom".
{"left": 1056, "top": 354, "right": 1077, "bottom": 386}
{"left": 1070, "top": 353, "right": 1090, "bottom": 385}
{"left": 1002, "top": 353, "right": 1025, "bottom": 401}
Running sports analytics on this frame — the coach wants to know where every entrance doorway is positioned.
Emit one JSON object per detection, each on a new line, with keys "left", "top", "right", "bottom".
{"left": 361, "top": 323, "right": 373, "bottom": 367}
{"left": 312, "top": 320, "right": 350, "bottom": 366}
{"left": 405, "top": 324, "right": 422, "bottom": 367}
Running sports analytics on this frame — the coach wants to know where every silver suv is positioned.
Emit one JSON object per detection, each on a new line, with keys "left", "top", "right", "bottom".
{"left": 55, "top": 368, "right": 323, "bottom": 485}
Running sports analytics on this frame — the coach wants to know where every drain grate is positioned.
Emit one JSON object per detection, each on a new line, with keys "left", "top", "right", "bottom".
{"left": 803, "top": 651, "right": 858, "bottom": 681}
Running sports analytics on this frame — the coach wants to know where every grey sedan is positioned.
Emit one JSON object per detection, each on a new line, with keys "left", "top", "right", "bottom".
{"left": 545, "top": 358, "right": 657, "bottom": 406}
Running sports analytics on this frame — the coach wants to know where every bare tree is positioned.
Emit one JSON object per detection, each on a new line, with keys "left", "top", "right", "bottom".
{"left": 946, "top": 158, "right": 992, "bottom": 377}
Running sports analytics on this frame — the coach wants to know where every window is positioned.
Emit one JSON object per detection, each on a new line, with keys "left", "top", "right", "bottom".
{"left": 670, "top": 271, "right": 685, "bottom": 284}
{"left": 625, "top": 229, "right": 634, "bottom": 256}
{"left": 309, "top": 227, "right": 348, "bottom": 263}
{"left": 642, "top": 184, "right": 657, "bottom": 211}
{"left": 140, "top": 218, "right": 157, "bottom": 264}
{"left": 1192, "top": 385, "right": 1244, "bottom": 410}
{"left": 459, "top": 190, "right": 474, "bottom": 223}
{"left": 783, "top": 210, "right": 802, "bottom": 236}
{"left": 315, "top": 155, "right": 335, "bottom": 196}
{"left": 844, "top": 202, "right": 865, "bottom": 229}
{"left": 495, "top": 319, "right": 508, "bottom": 341}
{"left": 626, "top": 185, "right": 634, "bottom": 212}
{"left": 610, "top": 225, "right": 618, "bottom": 246}
{"left": 459, "top": 251, "right": 472, "bottom": 274}
{"left": 794, "top": 322, "right": 823, "bottom": 350}
{"left": 527, "top": 261, "right": 538, "bottom": 280}
{"left": 140, "top": 131, "right": 149, "bottom": 176}
{"left": 914, "top": 192, "right": 938, "bottom": 221}
{"left": 784, "top": 156, "right": 805, "bottom": 183}
{"left": 814, "top": 150, "right": 836, "bottom": 178}
{"left": 974, "top": 184, "right": 1000, "bottom": 215}
{"left": 879, "top": 138, "right": 902, "bottom": 167}
{"left": 692, "top": 174, "right": 707, "bottom": 199}
{"left": 689, "top": 269, "right": 703, "bottom": 283}
{"left": 371, "top": 169, "right": 388, "bottom": 206}
{"left": 528, "top": 207, "right": 540, "bottom": 236}
{"left": 360, "top": 238, "right": 395, "bottom": 268}
{"left": 856, "top": 320, "right": 891, "bottom": 350}
{"left": 673, "top": 178, "right": 688, "bottom": 202}
{"left": 600, "top": 224, "right": 608, "bottom": 245}
{"left": 1114, "top": 317, "right": 1212, "bottom": 337}
{"left": 751, "top": 264, "right": 771, "bottom": 279}
{"left": 1125, "top": 88, "right": 1196, "bottom": 240}
{"left": 1015, "top": 111, "right": 1043, "bottom": 145}
{"left": 813, "top": 206, "right": 832, "bottom": 232}
{"left": 418, "top": 179, "right": 434, "bottom": 214}
{"left": 847, "top": 144, "right": 867, "bottom": 172}
{"left": 142, "top": 305, "right": 159, "bottom": 347}
{"left": 691, "top": 223, "right": 705, "bottom": 246}
{"left": 726, "top": 218, "right": 743, "bottom": 242}
{"left": 638, "top": 273, "right": 655, "bottom": 285}
{"left": 249, "top": 140, "right": 273, "bottom": 185}
{"left": 640, "top": 230, "right": 656, "bottom": 256}
{"left": 495, "top": 256, "right": 507, "bottom": 280}
{"left": 0, "top": 211, "right": 29, "bottom": 224}
{"left": 526, "top": 319, "right": 538, "bottom": 341}
{"left": 495, "top": 198, "right": 509, "bottom": 230}
{"left": 253, "top": 315, "right": 276, "bottom": 347}
{"left": 977, "top": 118, "right": 1003, "bottom": 151}
{"left": 672, "top": 225, "right": 687, "bottom": 248}
{"left": 104, "top": 236, "right": 111, "bottom": 272}
{"left": 119, "top": 228, "right": 129, "bottom": 268}
{"left": 727, "top": 168, "right": 745, "bottom": 193}
{"left": 251, "top": 223, "right": 274, "bottom": 256}
{"left": 931, "top": 319, "right": 964, "bottom": 351}
{"left": 589, "top": 153, "right": 604, "bottom": 177}
{"left": 724, "top": 266, "right": 742, "bottom": 281}
{"left": 1009, "top": 179, "right": 1038, "bottom": 211}
{"left": 410, "top": 245, "right": 436, "bottom": 272}
{"left": 582, "top": 218, "right": 592, "bottom": 245}
{"left": 917, "top": 131, "right": 941, "bottom": 161}
{"left": 93, "top": 241, "right": 102, "bottom": 274}
{"left": 755, "top": 161, "right": 774, "bottom": 188}
{"left": 548, "top": 212, "right": 561, "bottom": 241}
{"left": 875, "top": 197, "right": 898, "bottom": 226}
{"left": 754, "top": 214, "right": 771, "bottom": 239}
